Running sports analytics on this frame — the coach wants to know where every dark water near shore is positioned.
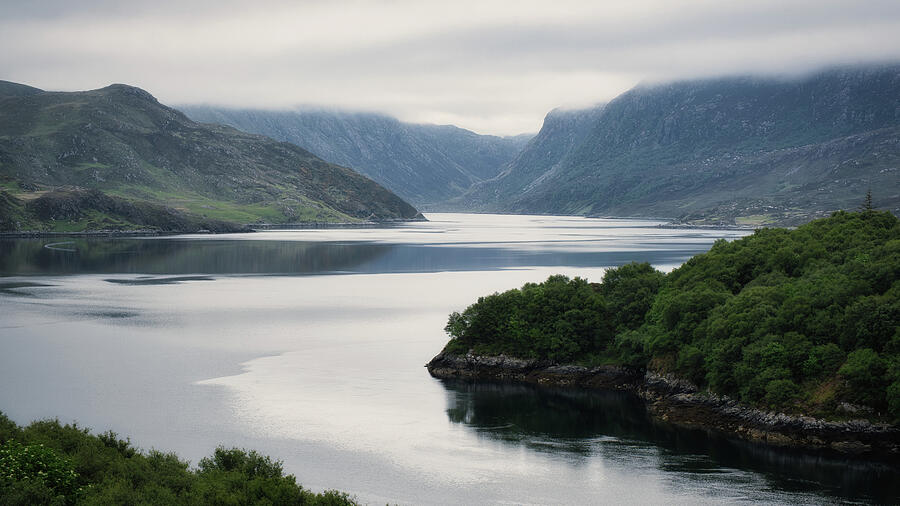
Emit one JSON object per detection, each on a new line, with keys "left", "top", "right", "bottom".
{"left": 442, "top": 380, "right": 900, "bottom": 502}
{"left": 1, "top": 213, "right": 896, "bottom": 504}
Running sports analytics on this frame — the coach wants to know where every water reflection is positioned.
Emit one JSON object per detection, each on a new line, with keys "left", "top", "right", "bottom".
{"left": 439, "top": 379, "right": 900, "bottom": 503}
{"left": 0, "top": 238, "right": 718, "bottom": 276}
{"left": 0, "top": 239, "right": 391, "bottom": 275}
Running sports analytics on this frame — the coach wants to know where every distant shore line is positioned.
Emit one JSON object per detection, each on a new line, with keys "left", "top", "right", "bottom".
{"left": 0, "top": 229, "right": 188, "bottom": 238}
{"left": 0, "top": 217, "right": 429, "bottom": 238}
{"left": 426, "top": 351, "right": 900, "bottom": 460}
{"left": 0, "top": 214, "right": 773, "bottom": 237}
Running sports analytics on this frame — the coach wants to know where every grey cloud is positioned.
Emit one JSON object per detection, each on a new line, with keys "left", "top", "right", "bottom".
{"left": 1, "top": 0, "right": 899, "bottom": 135}
{"left": 330, "top": 1, "right": 900, "bottom": 73}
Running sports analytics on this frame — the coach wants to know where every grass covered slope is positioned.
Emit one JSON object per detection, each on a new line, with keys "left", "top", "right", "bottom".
{"left": 0, "top": 412, "right": 356, "bottom": 505}
{"left": 0, "top": 81, "right": 420, "bottom": 232}
{"left": 0, "top": 189, "right": 250, "bottom": 233}
{"left": 441, "top": 210, "right": 900, "bottom": 420}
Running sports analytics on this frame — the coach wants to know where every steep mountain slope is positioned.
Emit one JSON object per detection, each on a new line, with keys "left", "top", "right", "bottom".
{"left": 180, "top": 107, "right": 531, "bottom": 208}
{"left": 0, "top": 82, "right": 420, "bottom": 232}
{"left": 457, "top": 65, "right": 900, "bottom": 226}
{"left": 456, "top": 105, "right": 603, "bottom": 208}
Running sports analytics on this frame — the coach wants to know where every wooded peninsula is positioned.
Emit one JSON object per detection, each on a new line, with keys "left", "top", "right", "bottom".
{"left": 429, "top": 210, "right": 900, "bottom": 454}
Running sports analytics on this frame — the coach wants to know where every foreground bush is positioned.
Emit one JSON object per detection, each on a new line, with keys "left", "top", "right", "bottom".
{"left": 0, "top": 412, "right": 356, "bottom": 505}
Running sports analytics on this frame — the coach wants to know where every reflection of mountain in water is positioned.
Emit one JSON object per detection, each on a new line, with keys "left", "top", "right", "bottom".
{"left": 354, "top": 243, "right": 712, "bottom": 274}
{"left": 439, "top": 379, "right": 900, "bottom": 503}
{"left": 0, "top": 239, "right": 392, "bottom": 275}
{"left": 1, "top": 237, "right": 718, "bottom": 276}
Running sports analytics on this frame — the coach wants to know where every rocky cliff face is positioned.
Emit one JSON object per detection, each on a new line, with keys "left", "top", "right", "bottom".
{"left": 180, "top": 106, "right": 531, "bottom": 208}
{"left": 456, "top": 65, "right": 900, "bottom": 226}
{"left": 0, "top": 82, "right": 421, "bottom": 230}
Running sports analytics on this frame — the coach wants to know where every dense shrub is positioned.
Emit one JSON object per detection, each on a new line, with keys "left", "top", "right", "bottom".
{"left": 0, "top": 440, "right": 80, "bottom": 505}
{"left": 0, "top": 412, "right": 357, "bottom": 505}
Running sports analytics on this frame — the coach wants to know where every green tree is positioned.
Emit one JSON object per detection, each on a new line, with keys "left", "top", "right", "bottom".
{"left": 599, "top": 262, "right": 665, "bottom": 332}
{"left": 838, "top": 348, "right": 888, "bottom": 407}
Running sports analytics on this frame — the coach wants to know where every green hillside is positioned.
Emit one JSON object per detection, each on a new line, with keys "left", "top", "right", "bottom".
{"left": 441, "top": 210, "right": 900, "bottom": 419}
{"left": 0, "top": 82, "right": 420, "bottom": 232}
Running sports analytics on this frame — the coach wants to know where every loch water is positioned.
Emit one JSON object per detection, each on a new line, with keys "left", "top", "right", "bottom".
{"left": 1, "top": 214, "right": 896, "bottom": 504}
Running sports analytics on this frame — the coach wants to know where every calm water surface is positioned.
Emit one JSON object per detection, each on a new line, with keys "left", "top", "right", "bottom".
{"left": 0, "top": 214, "right": 896, "bottom": 504}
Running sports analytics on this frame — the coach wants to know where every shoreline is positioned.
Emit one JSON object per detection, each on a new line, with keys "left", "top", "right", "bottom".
{"left": 426, "top": 351, "right": 900, "bottom": 460}
{"left": 247, "top": 219, "right": 415, "bottom": 230}
{"left": 0, "top": 229, "right": 193, "bottom": 238}
{"left": 0, "top": 216, "right": 428, "bottom": 238}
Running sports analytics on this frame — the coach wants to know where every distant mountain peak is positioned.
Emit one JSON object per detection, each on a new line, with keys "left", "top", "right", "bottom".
{"left": 96, "top": 83, "right": 160, "bottom": 103}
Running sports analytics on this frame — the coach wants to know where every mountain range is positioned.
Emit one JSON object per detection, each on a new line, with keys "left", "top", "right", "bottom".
{"left": 180, "top": 106, "right": 531, "bottom": 208}
{"left": 1, "top": 63, "right": 897, "bottom": 232}
{"left": 0, "top": 81, "right": 419, "bottom": 232}
{"left": 452, "top": 64, "right": 900, "bottom": 226}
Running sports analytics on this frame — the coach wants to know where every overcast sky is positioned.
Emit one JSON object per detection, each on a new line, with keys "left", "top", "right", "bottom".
{"left": 2, "top": 0, "right": 899, "bottom": 135}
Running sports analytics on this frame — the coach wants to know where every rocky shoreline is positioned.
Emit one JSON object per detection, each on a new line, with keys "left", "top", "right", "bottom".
{"left": 426, "top": 351, "right": 900, "bottom": 459}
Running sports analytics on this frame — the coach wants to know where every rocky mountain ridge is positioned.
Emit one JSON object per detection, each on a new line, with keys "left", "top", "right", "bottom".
{"left": 452, "top": 64, "right": 900, "bottom": 226}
